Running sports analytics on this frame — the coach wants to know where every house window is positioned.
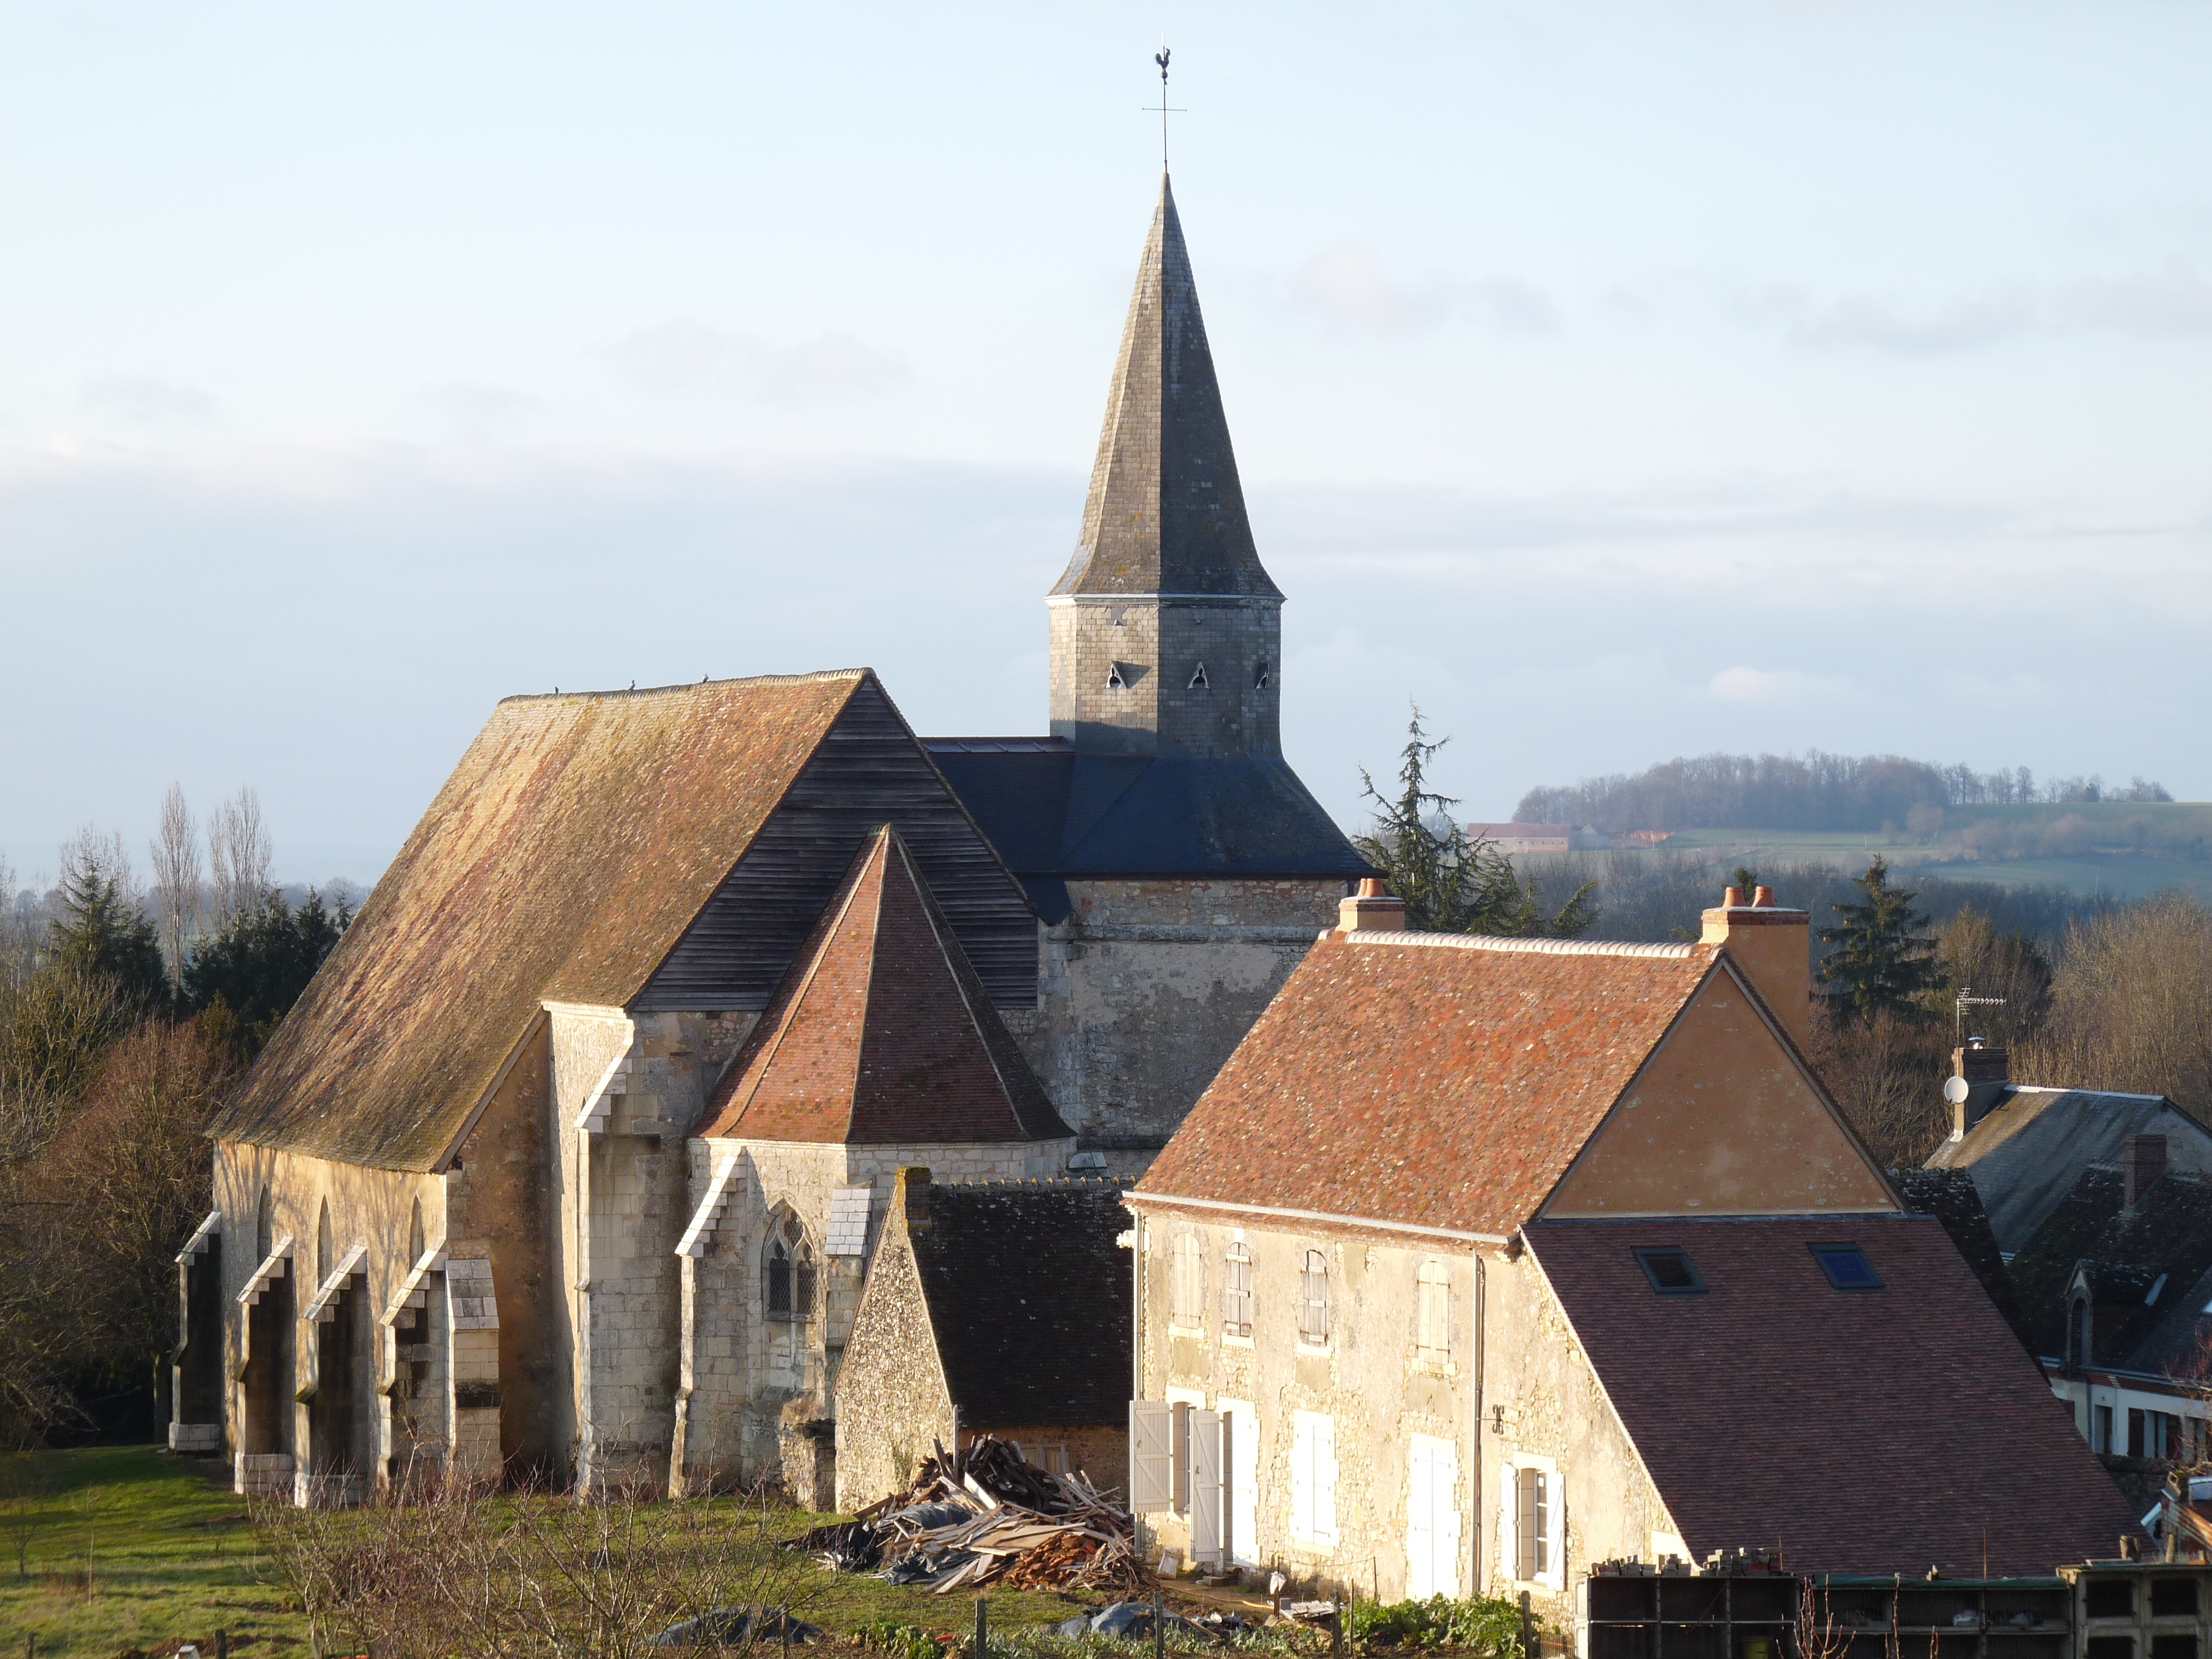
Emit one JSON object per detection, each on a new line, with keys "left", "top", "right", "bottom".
{"left": 765, "top": 1214, "right": 816, "bottom": 1321}
{"left": 1417, "top": 1261, "right": 1450, "bottom": 1359}
{"left": 2131, "top": 1409, "right": 2180, "bottom": 1460}
{"left": 1222, "top": 1243, "right": 1253, "bottom": 1338}
{"left": 1170, "top": 1232, "right": 1205, "bottom": 1329}
{"left": 1517, "top": 1466, "right": 1550, "bottom": 1581}
{"left": 1633, "top": 1247, "right": 1704, "bottom": 1296}
{"left": 1290, "top": 1410, "right": 1337, "bottom": 1546}
{"left": 1810, "top": 1244, "right": 1882, "bottom": 1290}
{"left": 2093, "top": 1403, "right": 2114, "bottom": 1453}
{"left": 1299, "top": 1250, "right": 1330, "bottom": 1344}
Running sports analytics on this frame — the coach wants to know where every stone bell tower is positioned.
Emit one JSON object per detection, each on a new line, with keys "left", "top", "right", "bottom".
{"left": 1048, "top": 173, "right": 1284, "bottom": 761}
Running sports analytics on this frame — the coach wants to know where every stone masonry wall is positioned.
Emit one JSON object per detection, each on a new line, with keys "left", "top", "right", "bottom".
{"left": 212, "top": 1139, "right": 447, "bottom": 1496}
{"left": 1027, "top": 880, "right": 1342, "bottom": 1167}
{"left": 1133, "top": 1210, "right": 1671, "bottom": 1617}
{"left": 831, "top": 1222, "right": 954, "bottom": 1511}
{"left": 1048, "top": 595, "right": 1282, "bottom": 758}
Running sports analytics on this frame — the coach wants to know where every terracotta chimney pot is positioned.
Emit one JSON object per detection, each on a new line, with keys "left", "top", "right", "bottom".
{"left": 1723, "top": 885, "right": 1746, "bottom": 908}
{"left": 1752, "top": 885, "right": 1777, "bottom": 908}
{"left": 1339, "top": 879, "right": 1407, "bottom": 934}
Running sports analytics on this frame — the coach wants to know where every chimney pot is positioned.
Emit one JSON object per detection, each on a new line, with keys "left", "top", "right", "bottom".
{"left": 1723, "top": 885, "right": 1746, "bottom": 908}
{"left": 2127, "top": 1134, "right": 2168, "bottom": 1209}
{"left": 1752, "top": 885, "right": 1777, "bottom": 908}
{"left": 1339, "top": 879, "right": 1407, "bottom": 934}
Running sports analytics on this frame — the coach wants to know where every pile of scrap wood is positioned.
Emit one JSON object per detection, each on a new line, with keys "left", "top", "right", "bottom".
{"left": 791, "top": 1436, "right": 1150, "bottom": 1596}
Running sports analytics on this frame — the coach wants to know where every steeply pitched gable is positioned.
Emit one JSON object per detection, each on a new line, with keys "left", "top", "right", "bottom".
{"left": 1542, "top": 963, "right": 1898, "bottom": 1219}
{"left": 210, "top": 670, "right": 1034, "bottom": 1172}
{"left": 699, "top": 828, "right": 1070, "bottom": 1146}
{"left": 1135, "top": 932, "right": 1725, "bottom": 1239}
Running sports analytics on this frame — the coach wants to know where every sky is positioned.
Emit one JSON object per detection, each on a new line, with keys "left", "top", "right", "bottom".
{"left": 4, "top": 1, "right": 2210, "bottom": 886}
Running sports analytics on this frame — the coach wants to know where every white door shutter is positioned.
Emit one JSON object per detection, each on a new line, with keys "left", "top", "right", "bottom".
{"left": 1408, "top": 1435, "right": 1460, "bottom": 1600}
{"left": 1315, "top": 1413, "right": 1338, "bottom": 1545}
{"left": 1189, "top": 1409, "right": 1222, "bottom": 1564}
{"left": 1290, "top": 1413, "right": 1316, "bottom": 1541}
{"left": 1230, "top": 1409, "right": 1259, "bottom": 1564}
{"left": 1130, "top": 1401, "right": 1173, "bottom": 1513}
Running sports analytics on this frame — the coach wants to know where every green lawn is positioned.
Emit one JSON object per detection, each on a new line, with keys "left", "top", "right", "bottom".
{"left": 0, "top": 1446, "right": 1093, "bottom": 1658}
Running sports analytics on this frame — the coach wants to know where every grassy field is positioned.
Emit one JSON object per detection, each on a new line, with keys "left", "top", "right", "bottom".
{"left": 0, "top": 1446, "right": 1099, "bottom": 1658}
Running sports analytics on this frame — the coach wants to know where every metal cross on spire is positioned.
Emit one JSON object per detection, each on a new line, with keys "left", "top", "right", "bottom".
{"left": 1145, "top": 44, "right": 1185, "bottom": 169}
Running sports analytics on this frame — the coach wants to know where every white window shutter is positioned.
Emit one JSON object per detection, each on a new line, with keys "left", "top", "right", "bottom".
{"left": 1190, "top": 1410, "right": 1222, "bottom": 1565}
{"left": 1498, "top": 1461, "right": 1518, "bottom": 1584}
{"left": 1130, "top": 1402, "right": 1173, "bottom": 1513}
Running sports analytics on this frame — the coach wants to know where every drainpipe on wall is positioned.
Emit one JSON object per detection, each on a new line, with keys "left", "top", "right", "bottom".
{"left": 1131, "top": 1210, "right": 1145, "bottom": 1563}
{"left": 1471, "top": 1249, "right": 1486, "bottom": 1598}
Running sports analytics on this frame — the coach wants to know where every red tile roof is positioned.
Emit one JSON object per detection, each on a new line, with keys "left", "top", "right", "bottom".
{"left": 1133, "top": 931, "right": 1720, "bottom": 1238}
{"left": 1529, "top": 1215, "right": 2142, "bottom": 1575}
{"left": 700, "top": 826, "right": 1069, "bottom": 1145}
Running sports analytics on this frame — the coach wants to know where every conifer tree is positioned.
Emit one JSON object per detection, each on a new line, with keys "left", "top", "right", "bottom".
{"left": 1817, "top": 855, "right": 1940, "bottom": 1024}
{"left": 1355, "top": 709, "right": 1598, "bottom": 938}
{"left": 183, "top": 886, "right": 348, "bottom": 1046}
{"left": 49, "top": 858, "right": 167, "bottom": 1010}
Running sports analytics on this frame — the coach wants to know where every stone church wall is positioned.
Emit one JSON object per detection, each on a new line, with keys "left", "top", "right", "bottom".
{"left": 1027, "top": 879, "right": 1342, "bottom": 1170}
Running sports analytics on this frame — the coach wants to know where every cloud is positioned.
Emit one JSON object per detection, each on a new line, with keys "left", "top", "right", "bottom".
{"left": 1739, "top": 266, "right": 2212, "bottom": 354}
{"left": 80, "top": 376, "right": 216, "bottom": 426}
{"left": 1292, "top": 242, "right": 1558, "bottom": 338}
{"left": 418, "top": 381, "right": 539, "bottom": 440}
{"left": 602, "top": 320, "right": 909, "bottom": 404}
{"left": 1706, "top": 666, "right": 1858, "bottom": 705}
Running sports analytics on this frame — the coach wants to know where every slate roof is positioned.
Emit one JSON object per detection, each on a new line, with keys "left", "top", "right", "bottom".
{"left": 1529, "top": 1215, "right": 2144, "bottom": 1577}
{"left": 908, "top": 1179, "right": 1134, "bottom": 1428}
{"left": 210, "top": 672, "right": 866, "bottom": 1170}
{"left": 1133, "top": 930, "right": 1725, "bottom": 1239}
{"left": 1889, "top": 1167, "right": 2030, "bottom": 1346}
{"left": 923, "top": 741, "right": 1370, "bottom": 908}
{"left": 698, "top": 826, "right": 1070, "bottom": 1145}
{"left": 2007, "top": 1166, "right": 2212, "bottom": 1368}
{"left": 1927, "top": 1085, "right": 2212, "bottom": 1254}
{"left": 1051, "top": 173, "right": 1277, "bottom": 601}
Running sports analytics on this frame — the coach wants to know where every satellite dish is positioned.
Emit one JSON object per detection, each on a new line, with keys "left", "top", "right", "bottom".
{"left": 1943, "top": 1075, "right": 1971, "bottom": 1105}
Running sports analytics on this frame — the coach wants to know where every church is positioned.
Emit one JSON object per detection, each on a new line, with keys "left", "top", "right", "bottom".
{"left": 173, "top": 175, "right": 1370, "bottom": 1500}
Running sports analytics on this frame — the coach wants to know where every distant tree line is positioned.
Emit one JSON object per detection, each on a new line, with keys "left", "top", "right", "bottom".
{"left": 0, "top": 786, "right": 350, "bottom": 1446}
{"left": 1515, "top": 751, "right": 2172, "bottom": 834}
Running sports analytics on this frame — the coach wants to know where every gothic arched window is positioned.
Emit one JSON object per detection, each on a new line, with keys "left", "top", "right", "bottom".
{"left": 255, "top": 1186, "right": 273, "bottom": 1262}
{"left": 316, "top": 1199, "right": 333, "bottom": 1284}
{"left": 765, "top": 1213, "right": 816, "bottom": 1321}
{"left": 409, "top": 1197, "right": 426, "bottom": 1265}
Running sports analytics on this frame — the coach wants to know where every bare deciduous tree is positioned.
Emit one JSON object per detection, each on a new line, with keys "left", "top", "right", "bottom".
{"left": 149, "top": 782, "right": 203, "bottom": 991}
{"left": 58, "top": 826, "right": 139, "bottom": 913}
{"left": 2022, "top": 896, "right": 2212, "bottom": 1124}
{"left": 207, "top": 785, "right": 272, "bottom": 927}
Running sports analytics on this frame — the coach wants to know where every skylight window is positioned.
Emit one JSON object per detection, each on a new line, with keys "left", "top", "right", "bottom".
{"left": 1811, "top": 1244, "right": 1882, "bottom": 1291}
{"left": 1633, "top": 1247, "right": 1704, "bottom": 1296}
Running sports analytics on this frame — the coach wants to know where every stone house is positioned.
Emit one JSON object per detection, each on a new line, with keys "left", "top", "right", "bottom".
{"left": 175, "top": 169, "right": 1361, "bottom": 1503}
{"left": 834, "top": 1168, "right": 1133, "bottom": 1511}
{"left": 1124, "top": 885, "right": 2139, "bottom": 1614}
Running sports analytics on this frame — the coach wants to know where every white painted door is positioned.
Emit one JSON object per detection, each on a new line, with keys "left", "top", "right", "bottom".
{"left": 1219, "top": 1399, "right": 1259, "bottom": 1566}
{"left": 1407, "top": 1434, "right": 1461, "bottom": 1599}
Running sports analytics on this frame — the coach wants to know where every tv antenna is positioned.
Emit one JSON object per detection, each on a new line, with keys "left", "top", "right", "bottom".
{"left": 1954, "top": 985, "right": 2005, "bottom": 1045}
{"left": 1145, "top": 45, "right": 1185, "bottom": 169}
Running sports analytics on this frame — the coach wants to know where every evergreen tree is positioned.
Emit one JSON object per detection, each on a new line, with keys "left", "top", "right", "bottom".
{"left": 1354, "top": 710, "right": 1598, "bottom": 939}
{"left": 49, "top": 861, "right": 167, "bottom": 1010}
{"left": 1817, "top": 855, "right": 1940, "bottom": 1024}
{"left": 183, "top": 887, "right": 349, "bottom": 1043}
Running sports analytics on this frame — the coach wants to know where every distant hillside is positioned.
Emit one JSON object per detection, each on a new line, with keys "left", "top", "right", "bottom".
{"left": 1516, "top": 752, "right": 2170, "bottom": 834}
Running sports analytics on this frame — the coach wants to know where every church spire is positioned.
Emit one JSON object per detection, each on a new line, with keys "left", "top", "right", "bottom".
{"left": 1051, "top": 175, "right": 1281, "bottom": 601}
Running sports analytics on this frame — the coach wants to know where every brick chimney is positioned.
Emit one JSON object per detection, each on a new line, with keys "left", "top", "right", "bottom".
{"left": 897, "top": 1165, "right": 934, "bottom": 1229}
{"left": 1948, "top": 1041, "right": 2011, "bottom": 1135}
{"left": 2127, "top": 1134, "right": 2168, "bottom": 1209}
{"left": 1701, "top": 885, "right": 1811, "bottom": 1051}
{"left": 1339, "top": 876, "right": 1407, "bottom": 934}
